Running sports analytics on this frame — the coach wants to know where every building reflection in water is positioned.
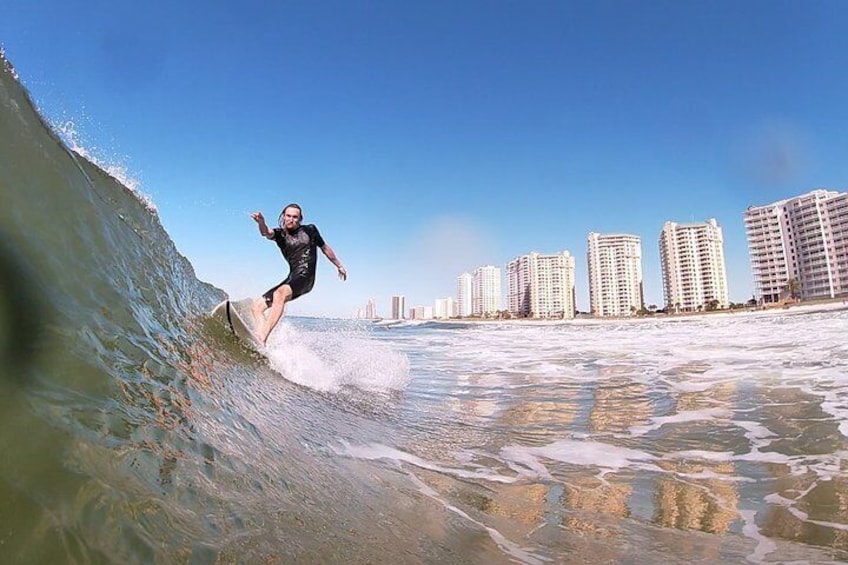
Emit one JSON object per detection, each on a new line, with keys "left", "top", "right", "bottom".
{"left": 589, "top": 372, "right": 652, "bottom": 434}
{"left": 652, "top": 461, "right": 739, "bottom": 533}
{"left": 755, "top": 384, "right": 848, "bottom": 551}
{"left": 761, "top": 475, "right": 848, "bottom": 551}
{"left": 649, "top": 380, "right": 740, "bottom": 534}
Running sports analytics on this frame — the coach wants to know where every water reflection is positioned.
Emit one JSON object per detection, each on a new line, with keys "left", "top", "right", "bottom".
{"left": 386, "top": 315, "right": 848, "bottom": 562}
{"left": 589, "top": 377, "right": 652, "bottom": 434}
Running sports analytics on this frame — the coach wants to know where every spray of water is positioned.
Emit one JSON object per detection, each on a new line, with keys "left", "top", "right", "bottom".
{"left": 263, "top": 322, "right": 410, "bottom": 393}
{"left": 48, "top": 118, "right": 157, "bottom": 210}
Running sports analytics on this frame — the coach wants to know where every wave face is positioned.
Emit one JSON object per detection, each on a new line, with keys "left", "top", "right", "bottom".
{"left": 4, "top": 52, "right": 848, "bottom": 564}
{"left": 0, "top": 53, "right": 415, "bottom": 563}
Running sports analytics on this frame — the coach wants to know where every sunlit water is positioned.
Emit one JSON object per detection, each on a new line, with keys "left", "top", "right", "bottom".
{"left": 331, "top": 307, "right": 848, "bottom": 564}
{"left": 3, "top": 50, "right": 848, "bottom": 564}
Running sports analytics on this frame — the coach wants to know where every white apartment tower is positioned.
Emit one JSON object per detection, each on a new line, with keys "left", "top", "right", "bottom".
{"left": 410, "top": 306, "right": 434, "bottom": 320}
{"left": 365, "top": 298, "right": 378, "bottom": 319}
{"left": 659, "top": 219, "right": 729, "bottom": 312}
{"left": 434, "top": 297, "right": 456, "bottom": 319}
{"left": 744, "top": 189, "right": 848, "bottom": 303}
{"left": 456, "top": 272, "right": 473, "bottom": 317}
{"left": 587, "top": 233, "right": 644, "bottom": 317}
{"left": 472, "top": 266, "right": 501, "bottom": 316}
{"left": 506, "top": 251, "right": 576, "bottom": 318}
{"left": 390, "top": 295, "right": 406, "bottom": 320}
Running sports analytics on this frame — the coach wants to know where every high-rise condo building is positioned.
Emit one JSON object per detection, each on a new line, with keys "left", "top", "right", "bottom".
{"left": 434, "top": 297, "right": 455, "bottom": 319}
{"left": 506, "top": 251, "right": 576, "bottom": 318}
{"left": 587, "top": 233, "right": 644, "bottom": 317}
{"left": 472, "top": 266, "right": 501, "bottom": 316}
{"left": 410, "top": 305, "right": 434, "bottom": 320}
{"left": 364, "top": 298, "right": 377, "bottom": 319}
{"left": 659, "top": 219, "right": 729, "bottom": 312}
{"left": 456, "top": 272, "right": 473, "bottom": 317}
{"left": 744, "top": 189, "right": 848, "bottom": 303}
{"left": 390, "top": 295, "right": 406, "bottom": 320}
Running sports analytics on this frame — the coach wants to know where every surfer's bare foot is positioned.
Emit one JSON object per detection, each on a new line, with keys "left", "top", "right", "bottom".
{"left": 256, "top": 328, "right": 269, "bottom": 346}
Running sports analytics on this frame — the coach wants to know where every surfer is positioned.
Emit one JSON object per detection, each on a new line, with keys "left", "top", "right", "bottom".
{"left": 250, "top": 203, "right": 347, "bottom": 344}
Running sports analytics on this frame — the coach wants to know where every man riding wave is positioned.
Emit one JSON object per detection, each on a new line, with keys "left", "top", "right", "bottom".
{"left": 250, "top": 203, "right": 346, "bottom": 344}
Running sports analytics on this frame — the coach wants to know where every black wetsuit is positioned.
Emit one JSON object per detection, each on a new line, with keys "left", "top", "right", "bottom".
{"left": 263, "top": 224, "right": 325, "bottom": 306}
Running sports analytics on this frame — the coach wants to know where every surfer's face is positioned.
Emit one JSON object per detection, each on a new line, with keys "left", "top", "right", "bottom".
{"left": 282, "top": 207, "right": 302, "bottom": 231}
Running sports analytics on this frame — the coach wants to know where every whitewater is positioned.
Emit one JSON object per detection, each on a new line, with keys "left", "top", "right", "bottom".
{"left": 2, "top": 51, "right": 848, "bottom": 564}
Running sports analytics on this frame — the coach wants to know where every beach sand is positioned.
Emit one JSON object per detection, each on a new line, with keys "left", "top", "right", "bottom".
{"left": 428, "top": 299, "right": 848, "bottom": 327}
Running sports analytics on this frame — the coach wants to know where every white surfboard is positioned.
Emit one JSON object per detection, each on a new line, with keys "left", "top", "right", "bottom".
{"left": 211, "top": 299, "right": 262, "bottom": 350}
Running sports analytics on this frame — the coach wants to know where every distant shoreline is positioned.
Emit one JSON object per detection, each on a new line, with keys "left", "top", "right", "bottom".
{"left": 407, "top": 298, "right": 848, "bottom": 327}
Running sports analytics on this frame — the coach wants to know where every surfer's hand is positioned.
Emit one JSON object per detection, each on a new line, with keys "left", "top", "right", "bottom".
{"left": 337, "top": 266, "right": 347, "bottom": 281}
{"left": 250, "top": 212, "right": 265, "bottom": 223}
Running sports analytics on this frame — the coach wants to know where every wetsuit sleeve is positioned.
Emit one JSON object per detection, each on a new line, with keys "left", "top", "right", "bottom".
{"left": 309, "top": 225, "right": 326, "bottom": 247}
{"left": 272, "top": 228, "right": 284, "bottom": 243}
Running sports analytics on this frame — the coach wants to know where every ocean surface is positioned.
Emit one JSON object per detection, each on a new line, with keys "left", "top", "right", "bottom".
{"left": 3, "top": 51, "right": 848, "bottom": 564}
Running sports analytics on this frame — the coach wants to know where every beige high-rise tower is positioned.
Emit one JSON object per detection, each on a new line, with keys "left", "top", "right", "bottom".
{"left": 456, "top": 272, "right": 473, "bottom": 317}
{"left": 472, "top": 266, "right": 501, "bottom": 316}
{"left": 506, "top": 251, "right": 576, "bottom": 319}
{"left": 744, "top": 189, "right": 848, "bottom": 303}
{"left": 390, "top": 295, "right": 406, "bottom": 320}
{"left": 659, "top": 219, "right": 729, "bottom": 312}
{"left": 587, "top": 233, "right": 644, "bottom": 317}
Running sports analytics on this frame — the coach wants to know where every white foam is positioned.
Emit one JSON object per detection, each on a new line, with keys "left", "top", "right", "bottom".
{"left": 366, "top": 309, "right": 848, "bottom": 559}
{"left": 732, "top": 450, "right": 793, "bottom": 464}
{"left": 812, "top": 382, "right": 848, "bottom": 439}
{"left": 804, "top": 518, "right": 848, "bottom": 532}
{"left": 49, "top": 118, "right": 156, "bottom": 212}
{"left": 735, "top": 420, "right": 778, "bottom": 441}
{"left": 669, "top": 449, "right": 736, "bottom": 462}
{"left": 629, "top": 408, "right": 733, "bottom": 436}
{"left": 674, "top": 470, "right": 754, "bottom": 482}
{"left": 381, "top": 319, "right": 431, "bottom": 328}
{"left": 417, "top": 309, "right": 848, "bottom": 395}
{"left": 263, "top": 324, "right": 339, "bottom": 392}
{"left": 500, "top": 439, "right": 661, "bottom": 480}
{"left": 739, "top": 509, "right": 778, "bottom": 563}
{"left": 404, "top": 471, "right": 550, "bottom": 565}
{"left": 264, "top": 322, "right": 410, "bottom": 393}
{"left": 0, "top": 48, "right": 19, "bottom": 80}
{"left": 337, "top": 441, "right": 517, "bottom": 484}
{"left": 764, "top": 492, "right": 799, "bottom": 509}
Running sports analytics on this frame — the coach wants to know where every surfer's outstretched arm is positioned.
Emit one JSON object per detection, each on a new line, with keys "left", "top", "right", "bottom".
{"left": 321, "top": 244, "right": 347, "bottom": 280}
{"left": 250, "top": 212, "right": 275, "bottom": 239}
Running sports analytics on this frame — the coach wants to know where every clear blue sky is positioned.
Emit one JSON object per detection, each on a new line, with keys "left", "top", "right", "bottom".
{"left": 3, "top": 1, "right": 847, "bottom": 317}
